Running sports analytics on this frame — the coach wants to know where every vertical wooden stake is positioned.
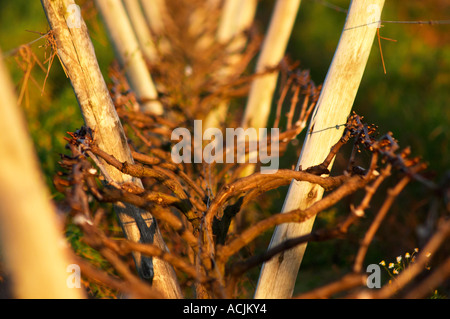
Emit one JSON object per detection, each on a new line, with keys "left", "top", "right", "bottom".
{"left": 255, "top": 0, "right": 385, "bottom": 299}
{"left": 237, "top": 0, "right": 301, "bottom": 183}
{"left": 140, "top": 0, "right": 171, "bottom": 54}
{"left": 241, "top": 0, "right": 302, "bottom": 130}
{"left": 123, "top": 0, "right": 159, "bottom": 63}
{"left": 0, "top": 48, "right": 84, "bottom": 298}
{"left": 94, "top": 0, "right": 163, "bottom": 114}
{"left": 140, "top": 0, "right": 167, "bottom": 35}
{"left": 204, "top": 0, "right": 258, "bottom": 131}
{"left": 40, "top": 0, "right": 182, "bottom": 298}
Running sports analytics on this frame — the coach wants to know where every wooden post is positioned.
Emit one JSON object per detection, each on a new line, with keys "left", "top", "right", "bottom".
{"left": 0, "top": 48, "right": 84, "bottom": 299}
{"left": 241, "top": 0, "right": 302, "bottom": 130}
{"left": 140, "top": 0, "right": 171, "bottom": 55}
{"left": 254, "top": 0, "right": 385, "bottom": 299}
{"left": 40, "top": 0, "right": 182, "bottom": 298}
{"left": 94, "top": 0, "right": 163, "bottom": 114}
{"left": 216, "top": 0, "right": 257, "bottom": 46}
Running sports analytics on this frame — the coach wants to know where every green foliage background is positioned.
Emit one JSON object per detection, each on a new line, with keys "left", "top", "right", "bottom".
{"left": 0, "top": 0, "right": 448, "bottom": 297}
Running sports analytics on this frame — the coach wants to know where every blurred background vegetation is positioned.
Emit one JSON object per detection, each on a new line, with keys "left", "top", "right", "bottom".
{"left": 0, "top": 0, "right": 448, "bottom": 297}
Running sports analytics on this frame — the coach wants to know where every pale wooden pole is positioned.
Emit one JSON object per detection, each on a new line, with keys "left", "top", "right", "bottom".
{"left": 204, "top": 0, "right": 258, "bottom": 131}
{"left": 236, "top": 0, "right": 300, "bottom": 181}
{"left": 40, "top": 0, "right": 182, "bottom": 298}
{"left": 0, "top": 48, "right": 84, "bottom": 299}
{"left": 220, "top": 0, "right": 258, "bottom": 68}
{"left": 216, "top": 0, "right": 256, "bottom": 43}
{"left": 139, "top": 0, "right": 171, "bottom": 54}
{"left": 254, "top": 0, "right": 385, "bottom": 299}
{"left": 94, "top": 0, "right": 163, "bottom": 114}
{"left": 123, "top": 0, "right": 159, "bottom": 63}
{"left": 241, "top": 0, "right": 302, "bottom": 130}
